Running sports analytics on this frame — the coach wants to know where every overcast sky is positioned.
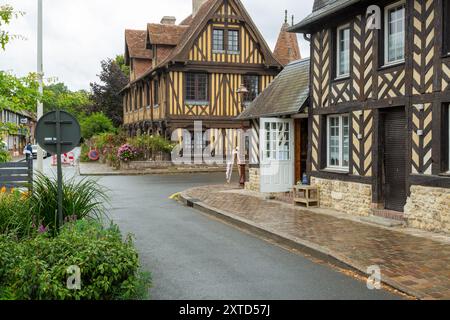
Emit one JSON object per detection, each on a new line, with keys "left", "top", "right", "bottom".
{"left": 0, "top": 0, "right": 314, "bottom": 91}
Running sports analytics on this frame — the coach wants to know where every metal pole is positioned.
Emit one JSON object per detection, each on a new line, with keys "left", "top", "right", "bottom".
{"left": 36, "top": 0, "right": 44, "bottom": 173}
{"left": 55, "top": 110, "right": 63, "bottom": 228}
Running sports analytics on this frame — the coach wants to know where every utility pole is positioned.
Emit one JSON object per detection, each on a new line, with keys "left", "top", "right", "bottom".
{"left": 36, "top": 0, "right": 44, "bottom": 173}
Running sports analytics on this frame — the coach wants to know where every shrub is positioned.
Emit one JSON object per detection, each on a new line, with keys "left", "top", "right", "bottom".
{"left": 117, "top": 144, "right": 140, "bottom": 162}
{"left": 0, "top": 220, "right": 151, "bottom": 300}
{"left": 80, "top": 112, "right": 116, "bottom": 140}
{"left": 79, "top": 143, "right": 91, "bottom": 163}
{"left": 0, "top": 189, "right": 33, "bottom": 239}
{"left": 29, "top": 173, "right": 109, "bottom": 235}
{"left": 0, "top": 141, "right": 11, "bottom": 163}
{"left": 127, "top": 135, "right": 175, "bottom": 160}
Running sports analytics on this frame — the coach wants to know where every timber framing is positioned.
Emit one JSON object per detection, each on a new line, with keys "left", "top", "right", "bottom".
{"left": 294, "top": 0, "right": 450, "bottom": 209}
{"left": 121, "top": 0, "right": 282, "bottom": 140}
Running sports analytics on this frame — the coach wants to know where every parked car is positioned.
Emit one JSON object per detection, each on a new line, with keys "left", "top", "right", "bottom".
{"left": 31, "top": 145, "right": 50, "bottom": 160}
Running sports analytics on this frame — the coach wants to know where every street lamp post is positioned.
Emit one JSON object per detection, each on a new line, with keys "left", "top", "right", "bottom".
{"left": 236, "top": 84, "right": 249, "bottom": 188}
{"left": 36, "top": 0, "right": 44, "bottom": 173}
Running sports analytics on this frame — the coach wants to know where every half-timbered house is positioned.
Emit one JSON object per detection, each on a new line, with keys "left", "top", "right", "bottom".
{"left": 121, "top": 0, "right": 283, "bottom": 160}
{"left": 291, "top": 0, "right": 450, "bottom": 233}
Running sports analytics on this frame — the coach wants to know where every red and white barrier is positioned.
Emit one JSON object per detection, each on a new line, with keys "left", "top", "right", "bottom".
{"left": 51, "top": 152, "right": 76, "bottom": 166}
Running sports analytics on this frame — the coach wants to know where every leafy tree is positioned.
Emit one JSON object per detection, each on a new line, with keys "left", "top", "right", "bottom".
{"left": 0, "top": 4, "right": 24, "bottom": 50}
{"left": 115, "top": 55, "right": 130, "bottom": 77}
{"left": 90, "top": 58, "right": 128, "bottom": 127}
{"left": 43, "top": 82, "right": 92, "bottom": 121}
{"left": 80, "top": 112, "right": 116, "bottom": 139}
{"left": 0, "top": 72, "right": 39, "bottom": 152}
{"left": 0, "top": 72, "right": 39, "bottom": 113}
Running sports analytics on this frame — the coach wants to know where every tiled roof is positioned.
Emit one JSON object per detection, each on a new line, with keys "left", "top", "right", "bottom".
{"left": 126, "top": 0, "right": 281, "bottom": 88}
{"left": 179, "top": 14, "right": 193, "bottom": 25}
{"left": 238, "top": 58, "right": 310, "bottom": 119}
{"left": 273, "top": 22, "right": 301, "bottom": 66}
{"left": 147, "top": 23, "right": 189, "bottom": 46}
{"left": 125, "top": 29, "right": 152, "bottom": 59}
{"left": 313, "top": 0, "right": 338, "bottom": 11}
{"left": 289, "top": 0, "right": 358, "bottom": 33}
{"left": 167, "top": 0, "right": 217, "bottom": 61}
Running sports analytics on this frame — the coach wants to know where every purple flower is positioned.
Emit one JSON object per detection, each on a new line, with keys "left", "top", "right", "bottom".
{"left": 38, "top": 224, "right": 49, "bottom": 234}
{"left": 118, "top": 144, "right": 140, "bottom": 161}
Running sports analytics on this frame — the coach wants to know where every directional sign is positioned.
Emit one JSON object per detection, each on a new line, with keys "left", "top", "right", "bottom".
{"left": 36, "top": 110, "right": 81, "bottom": 155}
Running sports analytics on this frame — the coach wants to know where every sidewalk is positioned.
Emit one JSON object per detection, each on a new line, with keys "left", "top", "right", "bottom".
{"left": 180, "top": 185, "right": 450, "bottom": 300}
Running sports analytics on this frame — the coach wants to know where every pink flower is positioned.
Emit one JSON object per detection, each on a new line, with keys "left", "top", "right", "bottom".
{"left": 38, "top": 224, "right": 49, "bottom": 234}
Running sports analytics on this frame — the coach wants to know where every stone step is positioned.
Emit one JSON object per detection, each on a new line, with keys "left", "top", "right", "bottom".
{"left": 360, "top": 215, "right": 406, "bottom": 228}
{"left": 371, "top": 209, "right": 406, "bottom": 222}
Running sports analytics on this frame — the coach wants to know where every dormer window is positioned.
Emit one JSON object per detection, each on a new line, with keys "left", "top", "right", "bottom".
{"left": 212, "top": 28, "right": 240, "bottom": 54}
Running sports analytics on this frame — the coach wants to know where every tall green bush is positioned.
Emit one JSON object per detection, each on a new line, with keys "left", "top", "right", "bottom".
{"left": 80, "top": 112, "right": 115, "bottom": 140}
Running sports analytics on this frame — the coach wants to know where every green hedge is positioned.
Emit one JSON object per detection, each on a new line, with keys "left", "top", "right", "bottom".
{"left": 0, "top": 220, "right": 151, "bottom": 300}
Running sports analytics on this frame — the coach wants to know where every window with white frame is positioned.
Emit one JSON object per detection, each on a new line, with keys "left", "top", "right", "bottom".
{"left": 327, "top": 115, "right": 350, "bottom": 170}
{"left": 336, "top": 25, "right": 350, "bottom": 77}
{"left": 384, "top": 1, "right": 405, "bottom": 65}
{"left": 264, "top": 122, "right": 291, "bottom": 161}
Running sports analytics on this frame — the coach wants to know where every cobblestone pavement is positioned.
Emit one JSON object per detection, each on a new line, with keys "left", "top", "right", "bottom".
{"left": 184, "top": 185, "right": 450, "bottom": 300}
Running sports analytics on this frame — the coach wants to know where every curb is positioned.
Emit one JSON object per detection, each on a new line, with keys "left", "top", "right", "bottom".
{"left": 179, "top": 190, "right": 424, "bottom": 300}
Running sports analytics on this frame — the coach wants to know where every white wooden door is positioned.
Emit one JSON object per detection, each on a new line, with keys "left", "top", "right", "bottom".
{"left": 260, "top": 118, "right": 294, "bottom": 193}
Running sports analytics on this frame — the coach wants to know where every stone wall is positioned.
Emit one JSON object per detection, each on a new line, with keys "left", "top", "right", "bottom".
{"left": 120, "top": 160, "right": 227, "bottom": 171}
{"left": 245, "top": 168, "right": 260, "bottom": 192}
{"left": 121, "top": 161, "right": 173, "bottom": 170}
{"left": 405, "top": 185, "right": 450, "bottom": 233}
{"left": 311, "top": 177, "right": 372, "bottom": 216}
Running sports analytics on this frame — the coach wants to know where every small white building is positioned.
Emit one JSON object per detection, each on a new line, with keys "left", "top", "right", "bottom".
{"left": 238, "top": 58, "right": 310, "bottom": 194}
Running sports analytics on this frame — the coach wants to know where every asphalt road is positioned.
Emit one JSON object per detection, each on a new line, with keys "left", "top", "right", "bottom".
{"left": 91, "top": 173, "right": 400, "bottom": 300}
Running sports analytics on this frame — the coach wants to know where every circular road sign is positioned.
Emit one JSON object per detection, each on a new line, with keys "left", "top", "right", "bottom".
{"left": 35, "top": 110, "right": 81, "bottom": 155}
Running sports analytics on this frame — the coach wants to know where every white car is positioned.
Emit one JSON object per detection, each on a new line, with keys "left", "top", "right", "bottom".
{"left": 31, "top": 145, "right": 50, "bottom": 160}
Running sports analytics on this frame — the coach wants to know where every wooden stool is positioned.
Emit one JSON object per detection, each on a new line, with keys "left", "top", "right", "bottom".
{"left": 293, "top": 185, "right": 320, "bottom": 208}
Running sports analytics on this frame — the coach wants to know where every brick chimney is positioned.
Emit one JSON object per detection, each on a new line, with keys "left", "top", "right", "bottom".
{"left": 160, "top": 16, "right": 176, "bottom": 25}
{"left": 193, "top": 0, "right": 208, "bottom": 16}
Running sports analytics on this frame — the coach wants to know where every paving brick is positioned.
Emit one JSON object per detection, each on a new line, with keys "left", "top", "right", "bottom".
{"left": 185, "top": 185, "right": 450, "bottom": 300}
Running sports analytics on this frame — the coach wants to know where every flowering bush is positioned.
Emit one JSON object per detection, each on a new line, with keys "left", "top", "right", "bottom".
{"left": 117, "top": 144, "right": 140, "bottom": 162}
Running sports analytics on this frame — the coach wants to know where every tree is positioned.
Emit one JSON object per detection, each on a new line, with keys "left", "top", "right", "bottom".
{"left": 115, "top": 55, "right": 130, "bottom": 77}
{"left": 80, "top": 112, "right": 116, "bottom": 139}
{"left": 0, "top": 72, "right": 40, "bottom": 113}
{"left": 43, "top": 82, "right": 93, "bottom": 121}
{"left": 0, "top": 4, "right": 24, "bottom": 50}
{"left": 0, "top": 72, "right": 39, "bottom": 156}
{"left": 90, "top": 58, "right": 128, "bottom": 127}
